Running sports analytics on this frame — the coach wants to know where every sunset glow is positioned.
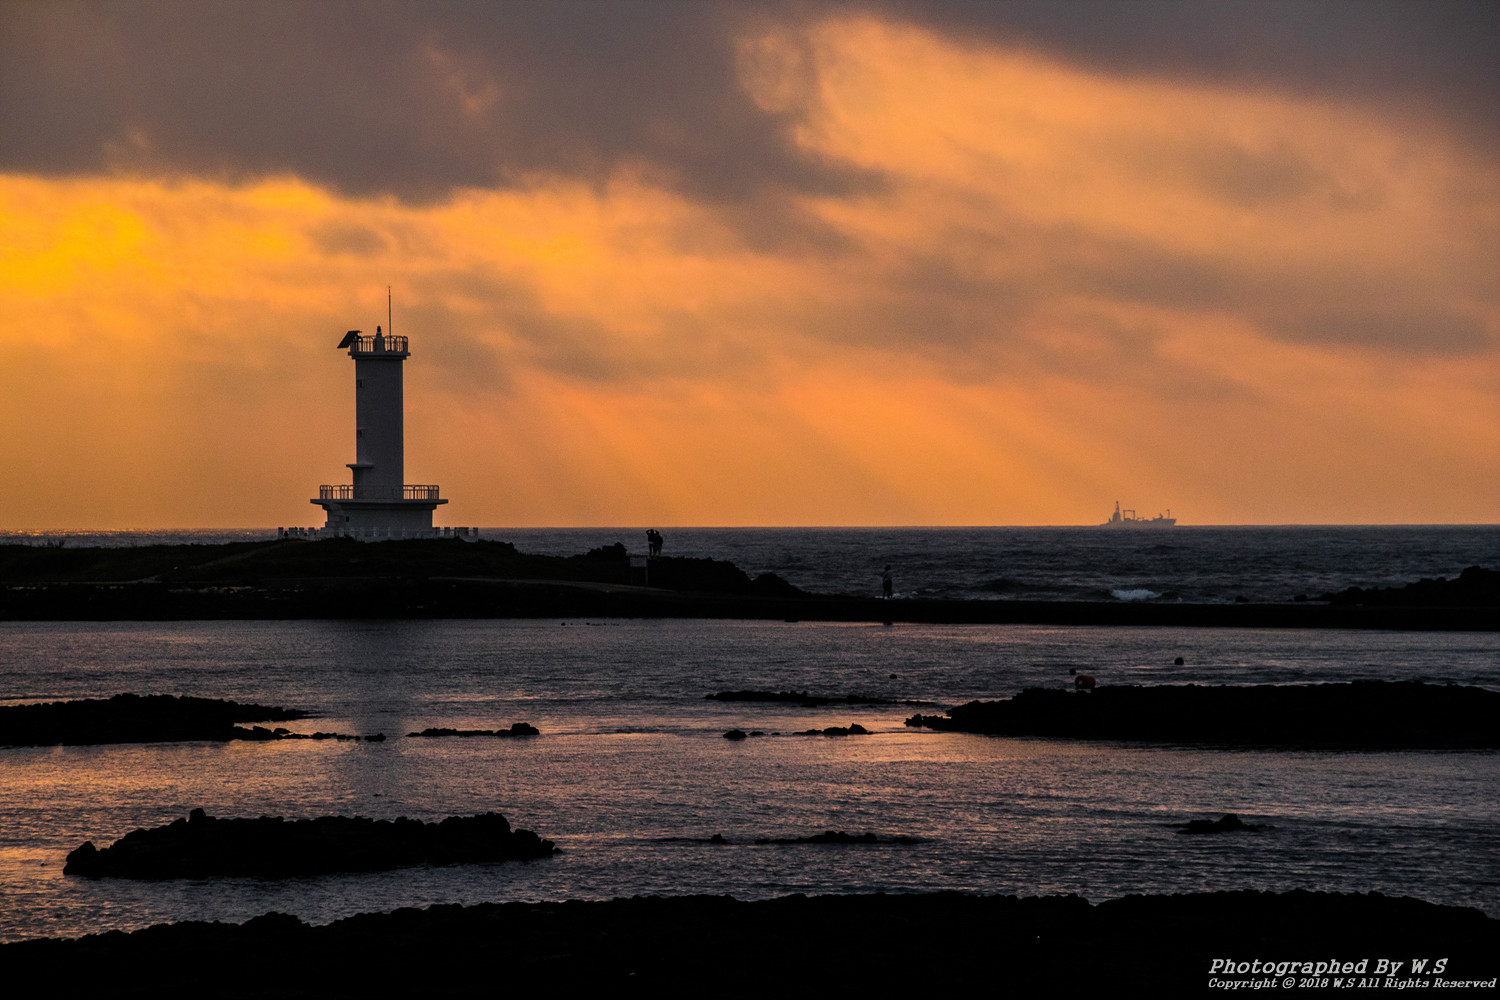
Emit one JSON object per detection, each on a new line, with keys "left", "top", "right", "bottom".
{"left": 2, "top": 5, "right": 1495, "bottom": 527}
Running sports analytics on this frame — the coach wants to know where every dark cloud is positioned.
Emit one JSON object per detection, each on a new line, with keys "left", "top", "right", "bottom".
{"left": 868, "top": 0, "right": 1500, "bottom": 152}
{"left": 0, "top": 0, "right": 874, "bottom": 216}
{"left": 3, "top": 0, "right": 1492, "bottom": 215}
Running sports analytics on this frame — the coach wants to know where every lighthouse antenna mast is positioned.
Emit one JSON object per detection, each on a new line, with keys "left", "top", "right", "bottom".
{"left": 387, "top": 285, "right": 392, "bottom": 338}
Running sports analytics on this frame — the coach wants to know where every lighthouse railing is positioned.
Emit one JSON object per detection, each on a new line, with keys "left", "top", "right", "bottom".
{"left": 346, "top": 334, "right": 409, "bottom": 355}
{"left": 318, "top": 484, "right": 441, "bottom": 501}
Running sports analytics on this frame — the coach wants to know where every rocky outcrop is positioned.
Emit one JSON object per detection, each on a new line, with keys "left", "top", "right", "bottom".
{"left": 1176, "top": 813, "right": 1269, "bottom": 834}
{"left": 406, "top": 722, "right": 539, "bottom": 738}
{"left": 1322, "top": 566, "right": 1499, "bottom": 607}
{"left": 723, "top": 725, "right": 868, "bottom": 738}
{"left": 643, "top": 556, "right": 803, "bottom": 596}
{"left": 0, "top": 694, "right": 308, "bottom": 746}
{"left": 708, "top": 690, "right": 931, "bottom": 706}
{"left": 752, "top": 830, "right": 920, "bottom": 845}
{"left": 905, "top": 681, "right": 1500, "bottom": 748}
{"left": 63, "top": 810, "right": 556, "bottom": 879}
{"left": 231, "top": 726, "right": 375, "bottom": 742}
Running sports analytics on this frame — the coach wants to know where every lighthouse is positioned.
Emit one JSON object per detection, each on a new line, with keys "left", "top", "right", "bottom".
{"left": 311, "top": 319, "right": 447, "bottom": 538}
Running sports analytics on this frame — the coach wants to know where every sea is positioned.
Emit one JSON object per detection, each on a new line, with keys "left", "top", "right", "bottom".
{"left": 1, "top": 526, "right": 1497, "bottom": 943}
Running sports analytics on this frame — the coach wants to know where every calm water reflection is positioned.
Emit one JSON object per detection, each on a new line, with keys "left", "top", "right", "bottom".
{"left": 2, "top": 619, "right": 1496, "bottom": 941}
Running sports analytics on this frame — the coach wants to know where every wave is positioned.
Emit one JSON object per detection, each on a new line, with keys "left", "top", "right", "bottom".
{"left": 1110, "top": 588, "right": 1162, "bottom": 602}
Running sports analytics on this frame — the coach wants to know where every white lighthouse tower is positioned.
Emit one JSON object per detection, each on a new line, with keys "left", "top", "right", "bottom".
{"left": 312, "top": 311, "right": 447, "bottom": 538}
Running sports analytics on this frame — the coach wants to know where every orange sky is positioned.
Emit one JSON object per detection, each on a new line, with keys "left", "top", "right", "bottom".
{"left": 1, "top": 7, "right": 1496, "bottom": 527}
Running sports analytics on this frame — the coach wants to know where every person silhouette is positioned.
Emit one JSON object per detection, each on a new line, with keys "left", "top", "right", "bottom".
{"left": 881, "top": 565, "right": 893, "bottom": 599}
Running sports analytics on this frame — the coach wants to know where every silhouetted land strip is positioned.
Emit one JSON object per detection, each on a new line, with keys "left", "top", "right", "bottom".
{"left": 0, "top": 694, "right": 308, "bottom": 747}
{"left": 905, "top": 681, "right": 1500, "bottom": 748}
{"left": 3, "top": 891, "right": 1494, "bottom": 991}
{"left": 0, "top": 538, "right": 801, "bottom": 593}
{"left": 2, "top": 540, "right": 1495, "bottom": 629}
{"left": 63, "top": 810, "right": 556, "bottom": 879}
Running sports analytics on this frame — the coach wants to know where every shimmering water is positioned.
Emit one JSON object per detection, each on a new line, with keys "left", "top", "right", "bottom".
{"left": 2, "top": 618, "right": 1497, "bottom": 942}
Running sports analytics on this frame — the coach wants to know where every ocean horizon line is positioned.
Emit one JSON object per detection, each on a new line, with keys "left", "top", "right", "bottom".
{"left": 4, "top": 523, "right": 1499, "bottom": 535}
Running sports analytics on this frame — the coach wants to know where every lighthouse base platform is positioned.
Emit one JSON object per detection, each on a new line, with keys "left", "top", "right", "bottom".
{"left": 312, "top": 492, "right": 450, "bottom": 541}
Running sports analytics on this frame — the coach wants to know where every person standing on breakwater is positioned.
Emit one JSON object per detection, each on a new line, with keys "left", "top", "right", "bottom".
{"left": 881, "top": 565, "right": 894, "bottom": 599}
{"left": 646, "top": 529, "right": 663, "bottom": 558}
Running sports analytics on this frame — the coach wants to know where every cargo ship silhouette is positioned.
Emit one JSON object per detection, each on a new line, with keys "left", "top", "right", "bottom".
{"left": 1100, "top": 501, "right": 1176, "bottom": 527}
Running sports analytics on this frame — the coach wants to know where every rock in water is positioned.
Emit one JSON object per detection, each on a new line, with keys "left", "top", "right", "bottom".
{"left": 0, "top": 694, "right": 308, "bottom": 747}
{"left": 905, "top": 681, "right": 1500, "bottom": 749}
{"left": 1176, "top": 813, "right": 1267, "bottom": 834}
{"left": 64, "top": 811, "right": 557, "bottom": 879}
{"left": 407, "top": 722, "right": 540, "bottom": 738}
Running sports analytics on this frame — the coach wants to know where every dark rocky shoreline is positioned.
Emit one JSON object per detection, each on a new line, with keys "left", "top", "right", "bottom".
{"left": 1322, "top": 565, "right": 1499, "bottom": 607}
{"left": 2, "top": 539, "right": 1494, "bottom": 629}
{"left": 906, "top": 680, "right": 1500, "bottom": 748}
{"left": 3, "top": 890, "right": 1494, "bottom": 992}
